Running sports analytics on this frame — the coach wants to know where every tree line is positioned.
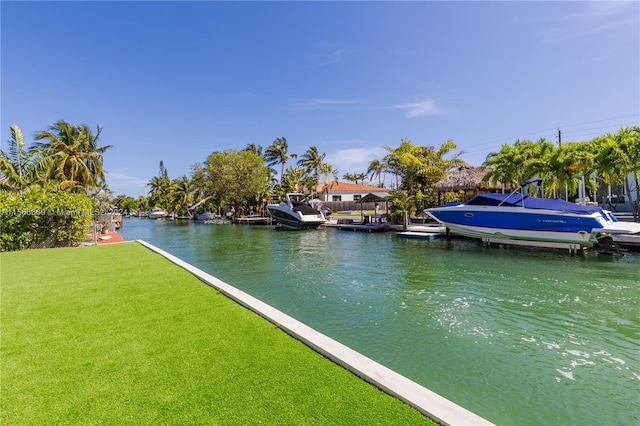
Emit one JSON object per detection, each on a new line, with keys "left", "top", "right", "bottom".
{"left": 116, "top": 136, "right": 467, "bottom": 218}
{"left": 2, "top": 121, "right": 639, "bottom": 222}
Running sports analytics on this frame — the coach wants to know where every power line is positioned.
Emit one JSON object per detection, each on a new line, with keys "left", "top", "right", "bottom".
{"left": 462, "top": 113, "right": 640, "bottom": 154}
{"left": 552, "top": 114, "right": 640, "bottom": 130}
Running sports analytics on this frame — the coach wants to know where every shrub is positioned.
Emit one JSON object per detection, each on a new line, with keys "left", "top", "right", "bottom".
{"left": 0, "top": 188, "right": 93, "bottom": 251}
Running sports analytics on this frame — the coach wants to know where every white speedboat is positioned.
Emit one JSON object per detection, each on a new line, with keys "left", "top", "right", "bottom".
{"left": 266, "top": 193, "right": 326, "bottom": 229}
{"left": 426, "top": 178, "right": 640, "bottom": 249}
{"left": 148, "top": 207, "right": 168, "bottom": 219}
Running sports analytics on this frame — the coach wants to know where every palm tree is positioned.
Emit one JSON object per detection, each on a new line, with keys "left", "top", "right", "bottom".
{"left": 617, "top": 126, "right": 640, "bottom": 219}
{"left": 244, "top": 143, "right": 263, "bottom": 157}
{"left": 281, "top": 166, "right": 309, "bottom": 193}
{"left": 383, "top": 138, "right": 464, "bottom": 194}
{"left": 147, "top": 175, "right": 171, "bottom": 208}
{"left": 0, "top": 125, "right": 37, "bottom": 191}
{"left": 169, "top": 175, "right": 194, "bottom": 216}
{"left": 264, "top": 137, "right": 297, "bottom": 183}
{"left": 367, "top": 159, "right": 385, "bottom": 187}
{"left": 383, "top": 138, "right": 405, "bottom": 189}
{"left": 354, "top": 172, "right": 366, "bottom": 184}
{"left": 589, "top": 133, "right": 629, "bottom": 208}
{"left": 319, "top": 163, "right": 338, "bottom": 198}
{"left": 483, "top": 140, "right": 534, "bottom": 190}
{"left": 33, "top": 121, "right": 112, "bottom": 191}
{"left": 342, "top": 172, "right": 356, "bottom": 183}
{"left": 297, "top": 146, "right": 326, "bottom": 180}
{"left": 430, "top": 140, "right": 466, "bottom": 176}
{"left": 543, "top": 142, "right": 584, "bottom": 199}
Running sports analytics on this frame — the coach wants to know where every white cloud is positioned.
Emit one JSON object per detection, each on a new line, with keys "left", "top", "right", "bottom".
{"left": 391, "top": 98, "right": 439, "bottom": 118}
{"left": 325, "top": 145, "right": 387, "bottom": 176}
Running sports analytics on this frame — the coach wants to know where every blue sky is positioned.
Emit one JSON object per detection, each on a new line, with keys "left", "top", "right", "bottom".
{"left": 2, "top": 1, "right": 638, "bottom": 197}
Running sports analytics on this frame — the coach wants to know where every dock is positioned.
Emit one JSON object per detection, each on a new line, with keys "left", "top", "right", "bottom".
{"left": 232, "top": 216, "right": 272, "bottom": 225}
{"left": 334, "top": 223, "right": 392, "bottom": 233}
{"left": 328, "top": 214, "right": 394, "bottom": 233}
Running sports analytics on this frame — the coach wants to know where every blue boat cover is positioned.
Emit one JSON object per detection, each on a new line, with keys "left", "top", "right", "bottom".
{"left": 466, "top": 193, "right": 606, "bottom": 215}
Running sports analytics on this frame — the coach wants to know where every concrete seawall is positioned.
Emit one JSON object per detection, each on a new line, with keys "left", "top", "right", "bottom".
{"left": 137, "top": 239, "right": 494, "bottom": 426}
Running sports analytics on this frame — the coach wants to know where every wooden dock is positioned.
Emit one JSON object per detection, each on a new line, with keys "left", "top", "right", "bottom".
{"left": 232, "top": 216, "right": 272, "bottom": 225}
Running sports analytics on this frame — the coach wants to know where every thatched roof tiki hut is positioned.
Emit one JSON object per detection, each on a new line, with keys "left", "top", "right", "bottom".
{"left": 433, "top": 166, "right": 502, "bottom": 203}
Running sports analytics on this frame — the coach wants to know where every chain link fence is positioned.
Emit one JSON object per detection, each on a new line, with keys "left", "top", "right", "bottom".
{"left": 2, "top": 216, "right": 119, "bottom": 251}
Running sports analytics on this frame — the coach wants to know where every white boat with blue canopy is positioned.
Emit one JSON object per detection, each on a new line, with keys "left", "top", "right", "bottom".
{"left": 426, "top": 178, "right": 640, "bottom": 249}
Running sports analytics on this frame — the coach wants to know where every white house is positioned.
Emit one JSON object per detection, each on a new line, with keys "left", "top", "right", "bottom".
{"left": 314, "top": 181, "right": 390, "bottom": 202}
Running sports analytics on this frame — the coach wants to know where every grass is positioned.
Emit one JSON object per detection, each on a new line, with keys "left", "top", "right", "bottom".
{"left": 1, "top": 242, "right": 438, "bottom": 425}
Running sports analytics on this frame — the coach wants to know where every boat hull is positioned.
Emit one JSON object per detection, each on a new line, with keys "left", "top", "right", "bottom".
{"left": 266, "top": 205, "right": 325, "bottom": 229}
{"left": 442, "top": 221, "right": 595, "bottom": 247}
{"left": 148, "top": 210, "right": 168, "bottom": 219}
{"left": 427, "top": 205, "right": 610, "bottom": 247}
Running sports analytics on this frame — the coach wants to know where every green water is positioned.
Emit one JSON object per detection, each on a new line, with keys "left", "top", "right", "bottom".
{"left": 121, "top": 218, "right": 640, "bottom": 425}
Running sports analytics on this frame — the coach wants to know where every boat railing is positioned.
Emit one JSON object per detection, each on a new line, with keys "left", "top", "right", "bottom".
{"left": 498, "top": 177, "right": 543, "bottom": 208}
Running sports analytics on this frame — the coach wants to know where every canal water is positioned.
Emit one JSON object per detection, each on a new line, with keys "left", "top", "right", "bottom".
{"left": 120, "top": 218, "right": 639, "bottom": 425}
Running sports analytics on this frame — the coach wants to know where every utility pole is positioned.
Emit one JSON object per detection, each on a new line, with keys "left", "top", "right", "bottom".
{"left": 557, "top": 128, "right": 562, "bottom": 146}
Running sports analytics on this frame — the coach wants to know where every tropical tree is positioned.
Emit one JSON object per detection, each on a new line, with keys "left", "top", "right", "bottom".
{"left": 264, "top": 137, "right": 297, "bottom": 183}
{"left": 542, "top": 142, "right": 589, "bottom": 199}
{"left": 113, "top": 194, "right": 140, "bottom": 214}
{"left": 280, "top": 166, "right": 309, "bottom": 194}
{"left": 341, "top": 172, "right": 366, "bottom": 184}
{"left": 32, "top": 121, "right": 112, "bottom": 192}
{"left": 319, "top": 163, "right": 338, "bottom": 198}
{"left": 169, "top": 175, "right": 194, "bottom": 216}
{"left": 382, "top": 142, "right": 404, "bottom": 189}
{"left": 483, "top": 144, "right": 521, "bottom": 190}
{"left": 618, "top": 126, "right": 640, "bottom": 219}
{"left": 384, "top": 138, "right": 464, "bottom": 194}
{"left": 342, "top": 172, "right": 356, "bottom": 183}
{"left": 189, "top": 162, "right": 209, "bottom": 206}
{"left": 147, "top": 175, "right": 171, "bottom": 208}
{"left": 136, "top": 195, "right": 150, "bottom": 212}
{"left": 589, "top": 133, "right": 630, "bottom": 208}
{"left": 158, "top": 160, "right": 169, "bottom": 179}
{"left": 297, "top": 146, "right": 326, "bottom": 181}
{"left": 367, "top": 159, "right": 385, "bottom": 187}
{"left": 244, "top": 143, "right": 263, "bottom": 157}
{"left": 204, "top": 149, "right": 270, "bottom": 216}
{"left": 88, "top": 184, "right": 114, "bottom": 214}
{"left": 0, "top": 125, "right": 38, "bottom": 191}
{"left": 483, "top": 139, "right": 553, "bottom": 191}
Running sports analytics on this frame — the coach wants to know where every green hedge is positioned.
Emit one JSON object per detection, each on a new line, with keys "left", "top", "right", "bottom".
{"left": 0, "top": 189, "right": 93, "bottom": 251}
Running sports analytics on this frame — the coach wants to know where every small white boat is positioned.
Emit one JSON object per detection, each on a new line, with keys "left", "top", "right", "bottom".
{"left": 148, "top": 208, "right": 168, "bottom": 219}
{"left": 266, "top": 193, "right": 326, "bottom": 229}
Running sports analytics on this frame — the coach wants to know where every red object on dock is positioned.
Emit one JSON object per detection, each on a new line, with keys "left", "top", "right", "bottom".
{"left": 96, "top": 232, "right": 126, "bottom": 244}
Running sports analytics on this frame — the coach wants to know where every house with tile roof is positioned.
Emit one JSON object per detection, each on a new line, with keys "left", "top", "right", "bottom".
{"left": 314, "top": 181, "right": 390, "bottom": 202}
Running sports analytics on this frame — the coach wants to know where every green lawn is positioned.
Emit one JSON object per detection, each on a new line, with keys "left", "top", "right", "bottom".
{"left": 1, "top": 242, "right": 437, "bottom": 425}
